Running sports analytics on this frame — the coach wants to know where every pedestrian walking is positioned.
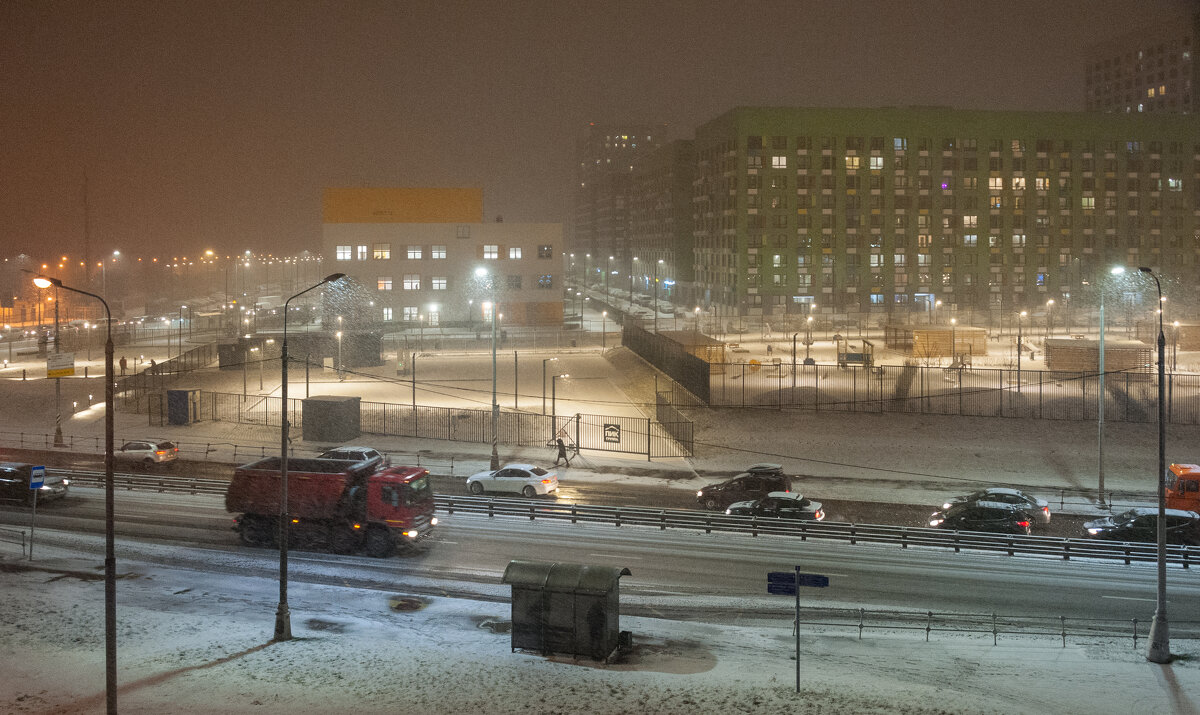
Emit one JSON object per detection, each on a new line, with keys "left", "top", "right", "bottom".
{"left": 553, "top": 437, "right": 571, "bottom": 467}
{"left": 119, "top": 356, "right": 127, "bottom": 376}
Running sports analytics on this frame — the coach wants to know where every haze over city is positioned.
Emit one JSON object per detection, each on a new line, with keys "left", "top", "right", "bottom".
{"left": 2, "top": 0, "right": 1193, "bottom": 259}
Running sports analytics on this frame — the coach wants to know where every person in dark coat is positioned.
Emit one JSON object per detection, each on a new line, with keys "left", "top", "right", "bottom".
{"left": 553, "top": 437, "right": 571, "bottom": 466}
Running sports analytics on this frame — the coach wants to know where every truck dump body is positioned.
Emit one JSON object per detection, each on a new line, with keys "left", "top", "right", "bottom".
{"left": 225, "top": 457, "right": 374, "bottom": 520}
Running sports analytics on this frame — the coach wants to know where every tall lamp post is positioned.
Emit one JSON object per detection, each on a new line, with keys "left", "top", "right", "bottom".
{"left": 950, "top": 318, "right": 957, "bottom": 364}
{"left": 476, "top": 267, "right": 501, "bottom": 469}
{"left": 178, "top": 305, "right": 186, "bottom": 359}
{"left": 1045, "top": 299, "right": 1055, "bottom": 338}
{"left": 1139, "top": 266, "right": 1170, "bottom": 664}
{"left": 275, "top": 272, "right": 344, "bottom": 643}
{"left": 1099, "top": 266, "right": 1126, "bottom": 506}
{"left": 653, "top": 259, "right": 664, "bottom": 333}
{"left": 1016, "top": 310, "right": 1026, "bottom": 393}
{"left": 31, "top": 273, "right": 115, "bottom": 713}
{"left": 606, "top": 256, "right": 613, "bottom": 306}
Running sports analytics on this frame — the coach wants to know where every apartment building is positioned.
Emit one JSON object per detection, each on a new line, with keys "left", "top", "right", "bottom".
{"left": 687, "top": 106, "right": 1199, "bottom": 320}
{"left": 1086, "top": 9, "right": 1198, "bottom": 114}
{"left": 322, "top": 188, "right": 563, "bottom": 327}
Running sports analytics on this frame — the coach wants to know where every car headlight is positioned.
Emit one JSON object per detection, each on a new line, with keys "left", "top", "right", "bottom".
{"left": 941, "top": 502, "right": 952, "bottom": 510}
{"left": 430, "top": 517, "right": 438, "bottom": 526}
{"left": 404, "top": 530, "right": 419, "bottom": 538}
{"left": 697, "top": 490, "right": 704, "bottom": 497}
{"left": 929, "top": 518, "right": 944, "bottom": 526}
{"left": 1087, "top": 528, "right": 1102, "bottom": 535}
{"left": 724, "top": 508, "right": 732, "bottom": 515}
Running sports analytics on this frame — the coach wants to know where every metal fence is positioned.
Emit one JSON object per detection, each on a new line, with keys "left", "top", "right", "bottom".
{"left": 697, "top": 361, "right": 1200, "bottom": 424}
{"left": 195, "top": 391, "right": 692, "bottom": 459}
{"left": 119, "top": 344, "right": 218, "bottom": 412}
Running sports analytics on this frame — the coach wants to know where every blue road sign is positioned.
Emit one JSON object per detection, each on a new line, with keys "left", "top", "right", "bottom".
{"left": 767, "top": 571, "right": 794, "bottom": 583}
{"left": 797, "top": 573, "right": 830, "bottom": 588}
{"left": 29, "top": 465, "right": 45, "bottom": 490}
{"left": 767, "top": 582, "right": 797, "bottom": 595}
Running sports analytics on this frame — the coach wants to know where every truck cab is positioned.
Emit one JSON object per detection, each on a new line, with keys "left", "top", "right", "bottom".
{"left": 1166, "top": 463, "right": 1200, "bottom": 512}
{"left": 369, "top": 466, "right": 436, "bottom": 547}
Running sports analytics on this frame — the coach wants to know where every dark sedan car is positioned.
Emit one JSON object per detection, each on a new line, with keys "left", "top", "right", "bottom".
{"left": 697, "top": 463, "right": 792, "bottom": 510}
{"left": 724, "top": 491, "right": 824, "bottom": 521}
{"left": 0, "top": 463, "right": 69, "bottom": 505}
{"left": 942, "top": 487, "right": 1051, "bottom": 525}
{"left": 928, "top": 501, "right": 1032, "bottom": 535}
{"left": 1084, "top": 508, "right": 1200, "bottom": 545}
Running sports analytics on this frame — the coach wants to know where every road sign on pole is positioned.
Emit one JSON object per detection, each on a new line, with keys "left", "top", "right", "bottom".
{"left": 766, "top": 568, "right": 831, "bottom": 694}
{"left": 29, "top": 466, "right": 45, "bottom": 561}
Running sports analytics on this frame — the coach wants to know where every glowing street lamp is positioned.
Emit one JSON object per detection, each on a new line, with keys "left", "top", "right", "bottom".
{"left": 1139, "top": 267, "right": 1170, "bottom": 664}
{"left": 476, "top": 267, "right": 501, "bottom": 469}
{"left": 30, "top": 272, "right": 116, "bottom": 712}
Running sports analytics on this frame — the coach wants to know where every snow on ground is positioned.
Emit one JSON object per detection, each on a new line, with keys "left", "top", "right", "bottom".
{"left": 2, "top": 536, "right": 1199, "bottom": 715}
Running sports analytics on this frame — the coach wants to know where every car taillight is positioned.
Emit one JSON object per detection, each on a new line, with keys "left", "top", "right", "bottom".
{"left": 815, "top": 510, "right": 825, "bottom": 521}
{"left": 155, "top": 450, "right": 165, "bottom": 456}
{"left": 352, "top": 523, "right": 362, "bottom": 530}
{"left": 541, "top": 479, "right": 552, "bottom": 484}
{"left": 1042, "top": 507, "right": 1049, "bottom": 513}
{"left": 1017, "top": 520, "right": 1030, "bottom": 528}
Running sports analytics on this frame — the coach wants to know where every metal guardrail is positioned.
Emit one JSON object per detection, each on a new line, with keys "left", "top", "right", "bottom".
{"left": 50, "top": 471, "right": 1200, "bottom": 568}
{"left": 0, "top": 526, "right": 28, "bottom": 557}
{"left": 435, "top": 495, "right": 1200, "bottom": 568}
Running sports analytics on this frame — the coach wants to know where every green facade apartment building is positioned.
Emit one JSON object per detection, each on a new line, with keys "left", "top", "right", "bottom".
{"left": 690, "top": 106, "right": 1200, "bottom": 323}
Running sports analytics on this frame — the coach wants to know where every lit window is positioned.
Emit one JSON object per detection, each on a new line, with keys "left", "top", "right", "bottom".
{"left": 335, "top": 245, "right": 351, "bottom": 261}
{"left": 1012, "top": 177, "right": 1026, "bottom": 190}
{"left": 537, "top": 274, "right": 554, "bottom": 289}
{"left": 989, "top": 177, "right": 1004, "bottom": 191}
{"left": 1035, "top": 177, "right": 1049, "bottom": 191}
{"left": 772, "top": 155, "right": 787, "bottom": 169}
{"left": 869, "top": 156, "right": 883, "bottom": 170}
{"left": 537, "top": 245, "right": 553, "bottom": 259}
{"left": 845, "top": 156, "right": 860, "bottom": 170}
{"left": 1012, "top": 233, "right": 1026, "bottom": 247}
{"left": 509, "top": 247, "right": 522, "bottom": 259}
{"left": 372, "top": 243, "right": 391, "bottom": 260}
{"left": 772, "top": 254, "right": 783, "bottom": 268}
{"left": 432, "top": 245, "right": 447, "bottom": 259}
{"left": 1148, "top": 87, "right": 1156, "bottom": 98}
{"left": 1081, "top": 196, "right": 1095, "bottom": 209}
{"left": 963, "top": 215, "right": 978, "bottom": 228}
{"left": 432, "top": 277, "right": 447, "bottom": 290}
{"left": 963, "top": 234, "right": 978, "bottom": 247}
{"left": 382, "top": 307, "right": 393, "bottom": 321}
{"left": 402, "top": 306, "right": 418, "bottom": 320}
{"left": 356, "top": 245, "right": 368, "bottom": 260}
{"left": 407, "top": 246, "right": 423, "bottom": 260}
{"left": 403, "top": 274, "right": 420, "bottom": 290}
{"left": 893, "top": 138, "right": 907, "bottom": 151}
{"left": 483, "top": 245, "right": 499, "bottom": 259}
{"left": 377, "top": 277, "right": 392, "bottom": 291}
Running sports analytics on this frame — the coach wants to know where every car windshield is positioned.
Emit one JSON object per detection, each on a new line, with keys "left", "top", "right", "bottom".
{"left": 403, "top": 476, "right": 432, "bottom": 505}
{"left": 529, "top": 467, "right": 549, "bottom": 476}
{"left": 157, "top": 441, "right": 176, "bottom": 450}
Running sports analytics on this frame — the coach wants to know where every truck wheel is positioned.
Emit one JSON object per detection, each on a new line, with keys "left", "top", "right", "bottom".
{"left": 522, "top": 485, "right": 537, "bottom": 498}
{"left": 240, "top": 516, "right": 273, "bottom": 547}
{"left": 365, "top": 529, "right": 394, "bottom": 558}
{"left": 468, "top": 481, "right": 485, "bottom": 495}
{"left": 331, "top": 526, "right": 358, "bottom": 555}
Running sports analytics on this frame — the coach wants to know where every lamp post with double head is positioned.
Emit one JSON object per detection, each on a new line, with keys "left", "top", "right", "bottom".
{"left": 541, "top": 356, "right": 558, "bottom": 415}
{"left": 551, "top": 373, "right": 569, "bottom": 421}
{"left": 1139, "top": 267, "right": 1170, "bottom": 664}
{"left": 275, "top": 272, "right": 345, "bottom": 643}
{"left": 31, "top": 273, "right": 116, "bottom": 713}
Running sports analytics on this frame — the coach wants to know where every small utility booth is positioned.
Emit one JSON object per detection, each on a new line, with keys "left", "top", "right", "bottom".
{"left": 166, "top": 388, "right": 201, "bottom": 425}
{"left": 502, "top": 560, "right": 632, "bottom": 662}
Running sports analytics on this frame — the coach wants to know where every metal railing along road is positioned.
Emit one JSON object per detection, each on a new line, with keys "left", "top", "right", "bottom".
{"left": 49, "top": 471, "right": 1200, "bottom": 568}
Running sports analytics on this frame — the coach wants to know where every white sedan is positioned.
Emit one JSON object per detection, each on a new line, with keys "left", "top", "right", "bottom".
{"left": 466, "top": 463, "right": 558, "bottom": 498}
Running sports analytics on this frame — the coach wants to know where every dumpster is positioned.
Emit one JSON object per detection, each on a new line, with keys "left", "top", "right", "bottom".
{"left": 501, "top": 560, "right": 632, "bottom": 662}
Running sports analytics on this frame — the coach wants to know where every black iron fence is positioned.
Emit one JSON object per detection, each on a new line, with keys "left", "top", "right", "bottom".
{"left": 695, "top": 361, "right": 1200, "bottom": 424}
{"left": 193, "top": 391, "right": 691, "bottom": 459}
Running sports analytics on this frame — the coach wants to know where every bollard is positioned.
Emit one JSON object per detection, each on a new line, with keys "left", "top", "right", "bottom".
{"left": 1060, "top": 616, "right": 1067, "bottom": 647}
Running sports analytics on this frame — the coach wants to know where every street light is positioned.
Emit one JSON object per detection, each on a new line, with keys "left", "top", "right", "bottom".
{"left": 653, "top": 259, "right": 664, "bottom": 333}
{"left": 950, "top": 317, "right": 957, "bottom": 364}
{"left": 1139, "top": 266, "right": 1170, "bottom": 664}
{"left": 275, "top": 272, "right": 345, "bottom": 642}
{"left": 932, "top": 299, "right": 941, "bottom": 325}
{"left": 335, "top": 331, "right": 343, "bottom": 379}
{"left": 1172, "top": 321, "right": 1180, "bottom": 373}
{"left": 1099, "top": 266, "right": 1126, "bottom": 506}
{"left": 476, "top": 267, "right": 501, "bottom": 470}
{"left": 178, "top": 305, "right": 187, "bottom": 358}
{"left": 541, "top": 357, "right": 558, "bottom": 415}
{"left": 30, "top": 272, "right": 116, "bottom": 712}
{"left": 551, "top": 373, "right": 569, "bottom": 421}
{"left": 804, "top": 315, "right": 814, "bottom": 364}
{"left": 1016, "top": 310, "right": 1026, "bottom": 393}
{"left": 606, "top": 256, "right": 614, "bottom": 306}
{"left": 1045, "top": 299, "right": 1055, "bottom": 338}
{"left": 601, "top": 311, "right": 607, "bottom": 349}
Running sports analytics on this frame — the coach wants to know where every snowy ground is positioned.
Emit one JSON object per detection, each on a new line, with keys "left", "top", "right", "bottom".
{"left": 1, "top": 533, "right": 1199, "bottom": 715}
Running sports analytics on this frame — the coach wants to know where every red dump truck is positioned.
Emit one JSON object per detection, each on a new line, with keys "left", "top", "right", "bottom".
{"left": 226, "top": 456, "right": 437, "bottom": 557}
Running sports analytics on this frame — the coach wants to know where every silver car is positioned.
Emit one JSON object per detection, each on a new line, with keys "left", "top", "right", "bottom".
{"left": 115, "top": 439, "right": 179, "bottom": 466}
{"left": 466, "top": 463, "right": 558, "bottom": 498}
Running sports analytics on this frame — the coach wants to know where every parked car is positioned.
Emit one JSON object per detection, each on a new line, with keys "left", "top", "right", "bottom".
{"left": 1084, "top": 508, "right": 1200, "bottom": 545}
{"left": 114, "top": 439, "right": 179, "bottom": 466}
{"left": 0, "top": 462, "right": 69, "bottom": 505}
{"left": 696, "top": 463, "right": 792, "bottom": 510}
{"left": 928, "top": 501, "right": 1033, "bottom": 535}
{"left": 724, "top": 491, "right": 824, "bottom": 521}
{"left": 317, "top": 446, "right": 388, "bottom": 470}
{"left": 941, "top": 487, "right": 1051, "bottom": 525}
{"left": 466, "top": 464, "right": 558, "bottom": 498}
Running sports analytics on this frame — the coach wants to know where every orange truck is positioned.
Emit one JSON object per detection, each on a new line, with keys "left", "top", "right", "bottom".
{"left": 1165, "top": 463, "right": 1200, "bottom": 511}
